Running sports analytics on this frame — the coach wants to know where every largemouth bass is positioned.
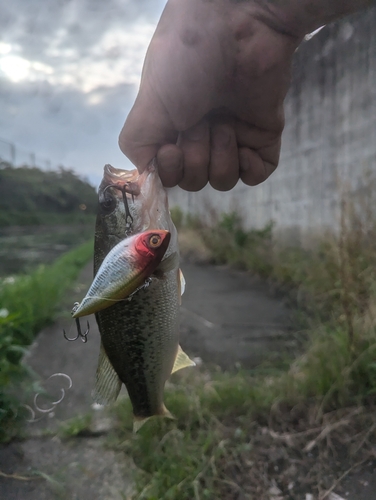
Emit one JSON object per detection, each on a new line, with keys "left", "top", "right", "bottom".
{"left": 94, "top": 162, "right": 194, "bottom": 431}
{"left": 72, "top": 230, "right": 171, "bottom": 318}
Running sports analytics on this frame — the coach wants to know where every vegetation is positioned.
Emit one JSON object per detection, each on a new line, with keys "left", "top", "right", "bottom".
{"left": 0, "top": 240, "right": 93, "bottom": 442}
{"left": 106, "top": 196, "right": 376, "bottom": 499}
{"left": 58, "top": 414, "right": 93, "bottom": 439}
{"left": 3, "top": 183, "right": 375, "bottom": 496}
{"left": 0, "top": 162, "right": 97, "bottom": 226}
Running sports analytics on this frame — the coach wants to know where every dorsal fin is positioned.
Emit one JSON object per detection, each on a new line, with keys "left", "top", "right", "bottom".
{"left": 171, "top": 345, "right": 196, "bottom": 375}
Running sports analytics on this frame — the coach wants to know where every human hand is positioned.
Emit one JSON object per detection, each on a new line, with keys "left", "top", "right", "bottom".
{"left": 119, "top": 0, "right": 304, "bottom": 191}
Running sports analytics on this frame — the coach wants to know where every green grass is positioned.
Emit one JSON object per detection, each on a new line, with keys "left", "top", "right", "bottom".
{"left": 58, "top": 413, "right": 93, "bottom": 439}
{"left": 0, "top": 240, "right": 93, "bottom": 441}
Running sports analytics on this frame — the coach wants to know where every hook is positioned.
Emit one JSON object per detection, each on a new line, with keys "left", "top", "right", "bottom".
{"left": 63, "top": 318, "right": 90, "bottom": 343}
{"left": 121, "top": 186, "right": 134, "bottom": 234}
{"left": 102, "top": 183, "right": 134, "bottom": 235}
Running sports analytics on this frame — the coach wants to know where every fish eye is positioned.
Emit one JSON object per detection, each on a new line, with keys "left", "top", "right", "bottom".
{"left": 99, "top": 195, "right": 116, "bottom": 214}
{"left": 148, "top": 234, "right": 161, "bottom": 248}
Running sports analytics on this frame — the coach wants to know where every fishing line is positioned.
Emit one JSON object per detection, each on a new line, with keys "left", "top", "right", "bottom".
{"left": 26, "top": 373, "right": 73, "bottom": 422}
{"left": 33, "top": 389, "right": 65, "bottom": 413}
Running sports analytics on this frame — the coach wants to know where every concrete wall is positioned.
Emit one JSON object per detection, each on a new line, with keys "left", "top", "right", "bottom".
{"left": 168, "top": 8, "right": 376, "bottom": 245}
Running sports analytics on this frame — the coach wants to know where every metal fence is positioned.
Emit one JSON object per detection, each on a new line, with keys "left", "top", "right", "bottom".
{"left": 0, "top": 137, "right": 58, "bottom": 170}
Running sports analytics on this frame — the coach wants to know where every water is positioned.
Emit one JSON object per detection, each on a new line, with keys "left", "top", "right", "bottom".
{"left": 0, "top": 224, "right": 94, "bottom": 277}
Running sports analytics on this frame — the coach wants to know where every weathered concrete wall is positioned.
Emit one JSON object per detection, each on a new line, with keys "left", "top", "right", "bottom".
{"left": 168, "top": 8, "right": 376, "bottom": 245}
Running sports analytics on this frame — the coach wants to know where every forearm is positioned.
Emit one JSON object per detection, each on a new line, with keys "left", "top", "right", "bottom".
{"left": 261, "top": 0, "right": 374, "bottom": 36}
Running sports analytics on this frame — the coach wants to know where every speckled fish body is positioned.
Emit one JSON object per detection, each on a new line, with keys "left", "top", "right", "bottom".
{"left": 72, "top": 230, "right": 171, "bottom": 318}
{"left": 93, "top": 162, "right": 193, "bottom": 429}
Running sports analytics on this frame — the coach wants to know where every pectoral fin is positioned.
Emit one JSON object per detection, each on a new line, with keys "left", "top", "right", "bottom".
{"left": 178, "top": 268, "right": 186, "bottom": 304}
{"left": 156, "top": 252, "right": 179, "bottom": 274}
{"left": 171, "top": 345, "right": 196, "bottom": 375}
{"left": 92, "top": 343, "right": 122, "bottom": 405}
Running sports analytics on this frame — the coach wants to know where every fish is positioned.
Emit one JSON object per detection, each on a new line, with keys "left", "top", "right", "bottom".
{"left": 93, "top": 162, "right": 194, "bottom": 431}
{"left": 72, "top": 229, "right": 171, "bottom": 318}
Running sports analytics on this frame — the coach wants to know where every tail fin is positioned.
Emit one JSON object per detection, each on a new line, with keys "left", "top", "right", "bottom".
{"left": 133, "top": 404, "right": 175, "bottom": 433}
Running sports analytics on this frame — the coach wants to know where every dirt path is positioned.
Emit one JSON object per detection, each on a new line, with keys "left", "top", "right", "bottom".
{"left": 179, "top": 260, "right": 293, "bottom": 369}
{"left": 0, "top": 262, "right": 135, "bottom": 500}
{"left": 0, "top": 260, "right": 373, "bottom": 499}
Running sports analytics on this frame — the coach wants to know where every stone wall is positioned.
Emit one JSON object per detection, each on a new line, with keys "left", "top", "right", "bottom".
{"left": 168, "top": 8, "right": 376, "bottom": 245}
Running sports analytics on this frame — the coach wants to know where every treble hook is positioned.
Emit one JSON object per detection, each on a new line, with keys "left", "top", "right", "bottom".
{"left": 63, "top": 318, "right": 90, "bottom": 343}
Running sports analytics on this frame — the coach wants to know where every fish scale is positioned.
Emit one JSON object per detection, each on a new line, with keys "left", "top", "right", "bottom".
{"left": 96, "top": 272, "right": 179, "bottom": 418}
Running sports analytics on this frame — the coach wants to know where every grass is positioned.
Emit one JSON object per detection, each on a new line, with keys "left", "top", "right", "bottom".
{"left": 58, "top": 413, "right": 93, "bottom": 439}
{"left": 109, "top": 367, "right": 376, "bottom": 498}
{"left": 103, "top": 197, "right": 376, "bottom": 499}
{"left": 0, "top": 240, "right": 93, "bottom": 442}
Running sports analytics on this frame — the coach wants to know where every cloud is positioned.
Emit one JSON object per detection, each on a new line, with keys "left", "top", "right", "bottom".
{"left": 0, "top": 0, "right": 167, "bottom": 184}
{"left": 0, "top": 0, "right": 165, "bottom": 91}
{"left": 0, "top": 78, "right": 137, "bottom": 186}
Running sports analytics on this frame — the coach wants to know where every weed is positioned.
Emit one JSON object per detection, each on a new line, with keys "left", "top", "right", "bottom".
{"left": 178, "top": 209, "right": 275, "bottom": 277}
{"left": 58, "top": 414, "right": 92, "bottom": 438}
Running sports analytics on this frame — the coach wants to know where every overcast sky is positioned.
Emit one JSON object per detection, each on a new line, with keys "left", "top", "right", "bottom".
{"left": 0, "top": 0, "right": 167, "bottom": 186}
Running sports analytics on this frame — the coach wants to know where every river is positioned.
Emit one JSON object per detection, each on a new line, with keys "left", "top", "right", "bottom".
{"left": 0, "top": 224, "right": 94, "bottom": 277}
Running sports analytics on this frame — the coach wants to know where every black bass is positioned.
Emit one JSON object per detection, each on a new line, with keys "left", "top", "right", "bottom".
{"left": 72, "top": 230, "right": 171, "bottom": 318}
{"left": 94, "top": 162, "right": 194, "bottom": 431}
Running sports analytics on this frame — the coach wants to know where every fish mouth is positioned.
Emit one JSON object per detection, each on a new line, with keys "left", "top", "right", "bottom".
{"left": 101, "top": 163, "right": 160, "bottom": 198}
{"left": 101, "top": 165, "right": 142, "bottom": 199}
{"left": 103, "top": 164, "right": 139, "bottom": 184}
{"left": 102, "top": 161, "right": 157, "bottom": 186}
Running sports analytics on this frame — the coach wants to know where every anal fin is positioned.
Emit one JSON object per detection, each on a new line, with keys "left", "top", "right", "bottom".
{"left": 92, "top": 343, "right": 122, "bottom": 405}
{"left": 171, "top": 345, "right": 196, "bottom": 375}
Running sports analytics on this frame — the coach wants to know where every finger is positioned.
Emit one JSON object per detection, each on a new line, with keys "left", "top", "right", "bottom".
{"left": 178, "top": 121, "right": 210, "bottom": 191}
{"left": 235, "top": 120, "right": 282, "bottom": 149}
{"left": 209, "top": 123, "right": 239, "bottom": 191}
{"left": 157, "top": 144, "right": 184, "bottom": 187}
{"left": 119, "top": 89, "right": 178, "bottom": 173}
{"left": 239, "top": 140, "right": 280, "bottom": 186}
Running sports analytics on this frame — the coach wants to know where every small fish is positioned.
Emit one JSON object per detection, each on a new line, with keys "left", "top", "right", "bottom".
{"left": 94, "top": 162, "right": 194, "bottom": 431}
{"left": 72, "top": 230, "right": 171, "bottom": 318}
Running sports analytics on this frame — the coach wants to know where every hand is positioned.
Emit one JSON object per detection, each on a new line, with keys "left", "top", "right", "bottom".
{"left": 119, "top": 0, "right": 303, "bottom": 191}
